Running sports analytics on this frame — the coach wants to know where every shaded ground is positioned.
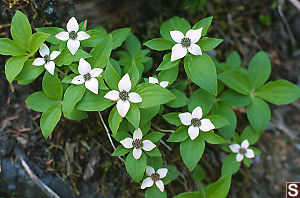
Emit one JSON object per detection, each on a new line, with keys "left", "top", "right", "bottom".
{"left": 1, "top": 0, "right": 300, "bottom": 197}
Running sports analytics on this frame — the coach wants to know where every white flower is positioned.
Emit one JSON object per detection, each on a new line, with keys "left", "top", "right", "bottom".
{"left": 178, "top": 106, "right": 215, "bottom": 140}
{"left": 32, "top": 44, "right": 61, "bottom": 75}
{"left": 141, "top": 166, "right": 168, "bottom": 192}
{"left": 149, "top": 77, "right": 169, "bottom": 88}
{"left": 229, "top": 139, "right": 255, "bottom": 162}
{"left": 55, "top": 17, "right": 90, "bottom": 55}
{"left": 120, "top": 128, "right": 156, "bottom": 159}
{"left": 104, "top": 74, "right": 142, "bottom": 117}
{"left": 71, "top": 58, "right": 102, "bottom": 94}
{"left": 170, "top": 27, "right": 203, "bottom": 62}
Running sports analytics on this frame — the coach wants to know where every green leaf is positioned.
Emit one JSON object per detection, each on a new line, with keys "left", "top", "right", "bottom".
{"left": 206, "top": 115, "right": 229, "bottom": 129}
{"left": 193, "top": 16, "right": 213, "bottom": 36}
{"left": 156, "top": 53, "right": 179, "bottom": 71}
{"left": 248, "top": 51, "right": 271, "bottom": 89}
{"left": 162, "top": 112, "right": 181, "bottom": 126}
{"left": 174, "top": 192, "right": 203, "bottom": 198}
{"left": 144, "top": 38, "right": 173, "bottom": 51}
{"left": 188, "top": 88, "right": 215, "bottom": 116}
{"left": 197, "top": 37, "right": 223, "bottom": 51}
{"left": 243, "top": 157, "right": 250, "bottom": 167}
{"left": 166, "top": 89, "right": 189, "bottom": 108}
{"left": 28, "top": 32, "right": 50, "bottom": 55}
{"left": 247, "top": 97, "right": 270, "bottom": 133}
{"left": 62, "top": 84, "right": 86, "bottom": 118}
{"left": 163, "top": 165, "right": 179, "bottom": 185}
{"left": 15, "top": 59, "right": 44, "bottom": 84}
{"left": 0, "top": 38, "right": 27, "bottom": 56}
{"left": 104, "top": 61, "right": 121, "bottom": 90}
{"left": 184, "top": 54, "right": 217, "bottom": 95}
{"left": 25, "top": 92, "right": 59, "bottom": 112}
{"left": 66, "top": 108, "right": 88, "bottom": 121}
{"left": 144, "top": 132, "right": 165, "bottom": 143}
{"left": 76, "top": 91, "right": 114, "bottom": 111}
{"left": 192, "top": 165, "right": 206, "bottom": 182}
{"left": 42, "top": 72, "right": 63, "bottom": 100}
{"left": 110, "top": 28, "right": 130, "bottom": 49}
{"left": 108, "top": 106, "right": 123, "bottom": 135}
{"left": 256, "top": 79, "right": 300, "bottom": 105}
{"left": 167, "top": 126, "right": 189, "bottom": 142}
{"left": 89, "top": 34, "right": 113, "bottom": 68}
{"left": 160, "top": 17, "right": 191, "bottom": 41}
{"left": 145, "top": 185, "right": 167, "bottom": 198}
{"left": 134, "top": 83, "right": 175, "bottom": 108}
{"left": 128, "top": 61, "right": 140, "bottom": 88}
{"left": 125, "top": 152, "right": 146, "bottom": 182}
{"left": 61, "top": 74, "right": 77, "bottom": 84}
{"left": 5, "top": 56, "right": 28, "bottom": 82}
{"left": 226, "top": 51, "right": 241, "bottom": 69}
{"left": 40, "top": 104, "right": 62, "bottom": 139}
{"left": 36, "top": 27, "right": 65, "bottom": 44}
{"left": 158, "top": 64, "right": 179, "bottom": 85}
{"left": 11, "top": 11, "right": 32, "bottom": 50}
{"left": 218, "top": 69, "right": 252, "bottom": 95}
{"left": 221, "top": 154, "right": 241, "bottom": 176}
{"left": 211, "top": 103, "right": 236, "bottom": 140}
{"left": 145, "top": 147, "right": 162, "bottom": 157}
{"left": 180, "top": 136, "right": 205, "bottom": 171}
{"left": 218, "top": 89, "right": 251, "bottom": 107}
{"left": 206, "top": 175, "right": 232, "bottom": 198}
{"left": 125, "top": 33, "right": 141, "bottom": 57}
{"left": 125, "top": 103, "right": 140, "bottom": 129}
{"left": 111, "top": 145, "right": 129, "bottom": 156}
{"left": 200, "top": 130, "right": 225, "bottom": 144}
{"left": 81, "top": 30, "right": 108, "bottom": 47}
{"left": 55, "top": 49, "right": 92, "bottom": 66}
{"left": 240, "top": 125, "right": 260, "bottom": 145}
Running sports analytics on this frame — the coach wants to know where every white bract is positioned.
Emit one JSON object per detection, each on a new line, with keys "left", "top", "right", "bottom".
{"left": 149, "top": 77, "right": 169, "bottom": 88}
{"left": 71, "top": 58, "right": 102, "bottom": 94}
{"left": 178, "top": 106, "right": 215, "bottom": 140}
{"left": 32, "top": 44, "right": 61, "bottom": 75}
{"left": 55, "top": 17, "right": 90, "bottom": 55}
{"left": 120, "top": 128, "right": 156, "bottom": 160}
{"left": 104, "top": 74, "right": 142, "bottom": 117}
{"left": 170, "top": 27, "right": 203, "bottom": 62}
{"left": 229, "top": 139, "right": 255, "bottom": 162}
{"left": 141, "top": 166, "right": 168, "bottom": 192}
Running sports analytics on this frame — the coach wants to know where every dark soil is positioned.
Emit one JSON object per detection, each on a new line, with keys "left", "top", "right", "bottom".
{"left": 1, "top": 0, "right": 300, "bottom": 197}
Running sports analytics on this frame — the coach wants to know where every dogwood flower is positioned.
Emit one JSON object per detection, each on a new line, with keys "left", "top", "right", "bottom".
{"left": 229, "top": 139, "right": 255, "bottom": 162}
{"left": 141, "top": 166, "right": 168, "bottom": 192}
{"left": 104, "top": 74, "right": 142, "bottom": 117}
{"left": 178, "top": 106, "right": 215, "bottom": 140}
{"left": 149, "top": 77, "right": 169, "bottom": 88}
{"left": 170, "top": 27, "right": 203, "bottom": 62}
{"left": 71, "top": 58, "right": 102, "bottom": 94}
{"left": 32, "top": 44, "right": 60, "bottom": 75}
{"left": 55, "top": 17, "right": 90, "bottom": 55}
{"left": 120, "top": 128, "right": 156, "bottom": 160}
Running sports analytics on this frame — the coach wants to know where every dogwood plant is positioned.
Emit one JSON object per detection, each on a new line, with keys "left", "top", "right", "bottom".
{"left": 1, "top": 11, "right": 300, "bottom": 198}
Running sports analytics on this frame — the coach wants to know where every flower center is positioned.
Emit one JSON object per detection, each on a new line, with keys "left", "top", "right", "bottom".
{"left": 119, "top": 90, "right": 129, "bottom": 101}
{"left": 44, "top": 55, "right": 50, "bottom": 63}
{"left": 191, "top": 118, "right": 201, "bottom": 127}
{"left": 181, "top": 37, "right": 191, "bottom": 48}
{"left": 132, "top": 139, "right": 143, "bottom": 149}
{"left": 151, "top": 173, "right": 160, "bottom": 181}
{"left": 239, "top": 148, "right": 247, "bottom": 155}
{"left": 69, "top": 30, "right": 77, "bottom": 40}
{"left": 83, "top": 73, "right": 91, "bottom": 81}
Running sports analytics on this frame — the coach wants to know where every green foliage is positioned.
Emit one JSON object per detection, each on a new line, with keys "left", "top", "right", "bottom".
{"left": 3, "top": 12, "right": 300, "bottom": 198}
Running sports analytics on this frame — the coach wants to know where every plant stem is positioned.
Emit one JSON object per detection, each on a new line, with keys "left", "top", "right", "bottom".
{"left": 97, "top": 111, "right": 125, "bottom": 163}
